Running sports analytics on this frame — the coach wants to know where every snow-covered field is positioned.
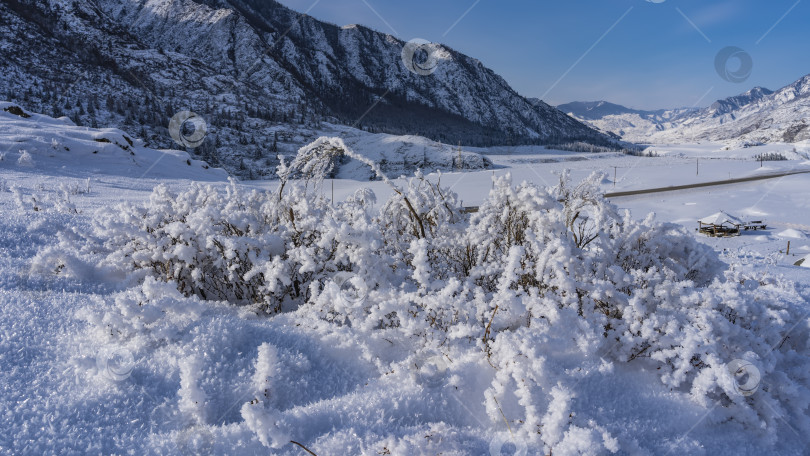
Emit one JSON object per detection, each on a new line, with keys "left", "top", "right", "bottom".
{"left": 2, "top": 108, "right": 810, "bottom": 455}
{"left": 251, "top": 142, "right": 810, "bottom": 214}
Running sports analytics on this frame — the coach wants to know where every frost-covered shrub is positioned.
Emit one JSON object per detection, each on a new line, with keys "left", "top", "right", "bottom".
{"left": 17, "top": 149, "right": 34, "bottom": 167}
{"left": 92, "top": 180, "right": 320, "bottom": 312}
{"left": 52, "top": 192, "right": 78, "bottom": 214}
{"left": 40, "top": 176, "right": 384, "bottom": 314}
{"left": 440, "top": 174, "right": 808, "bottom": 447}
{"left": 376, "top": 171, "right": 807, "bottom": 448}
{"left": 378, "top": 170, "right": 464, "bottom": 261}
{"left": 282, "top": 136, "right": 347, "bottom": 181}
{"left": 10, "top": 185, "right": 44, "bottom": 212}
{"left": 39, "top": 140, "right": 810, "bottom": 452}
{"left": 59, "top": 179, "right": 91, "bottom": 197}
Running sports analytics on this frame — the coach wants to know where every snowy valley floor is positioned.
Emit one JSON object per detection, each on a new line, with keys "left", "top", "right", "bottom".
{"left": 2, "top": 143, "right": 810, "bottom": 455}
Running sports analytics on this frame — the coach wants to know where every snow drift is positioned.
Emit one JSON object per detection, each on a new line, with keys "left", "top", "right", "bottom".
{"left": 0, "top": 102, "right": 227, "bottom": 181}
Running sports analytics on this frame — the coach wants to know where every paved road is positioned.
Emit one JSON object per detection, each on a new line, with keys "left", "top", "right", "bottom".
{"left": 603, "top": 168, "right": 810, "bottom": 198}
{"left": 460, "top": 168, "right": 810, "bottom": 213}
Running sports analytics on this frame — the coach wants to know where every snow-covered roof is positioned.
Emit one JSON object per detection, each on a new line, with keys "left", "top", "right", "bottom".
{"left": 699, "top": 211, "right": 744, "bottom": 226}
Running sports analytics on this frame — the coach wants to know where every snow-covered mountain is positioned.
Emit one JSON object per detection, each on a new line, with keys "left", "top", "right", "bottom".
{"left": 561, "top": 75, "right": 810, "bottom": 145}
{"left": 556, "top": 101, "right": 691, "bottom": 121}
{"left": 556, "top": 101, "right": 695, "bottom": 143}
{"left": 657, "top": 81, "right": 810, "bottom": 145}
{"left": 704, "top": 87, "right": 774, "bottom": 117}
{"left": 0, "top": 0, "right": 613, "bottom": 178}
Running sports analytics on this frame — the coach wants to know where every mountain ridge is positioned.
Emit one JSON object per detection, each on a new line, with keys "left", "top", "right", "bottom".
{"left": 560, "top": 75, "right": 810, "bottom": 145}
{"left": 556, "top": 101, "right": 694, "bottom": 121}
{"left": 0, "top": 0, "right": 616, "bottom": 178}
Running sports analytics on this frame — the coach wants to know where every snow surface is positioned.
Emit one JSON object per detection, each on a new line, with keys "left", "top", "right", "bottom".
{"left": 777, "top": 229, "right": 807, "bottom": 240}
{"left": 2, "top": 110, "right": 810, "bottom": 455}
{"left": 0, "top": 102, "right": 228, "bottom": 182}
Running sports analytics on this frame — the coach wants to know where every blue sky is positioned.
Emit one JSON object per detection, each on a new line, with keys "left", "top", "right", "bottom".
{"left": 277, "top": 0, "right": 809, "bottom": 110}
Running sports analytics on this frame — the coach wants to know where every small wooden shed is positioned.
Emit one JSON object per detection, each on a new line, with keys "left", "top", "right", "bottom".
{"left": 698, "top": 211, "right": 744, "bottom": 237}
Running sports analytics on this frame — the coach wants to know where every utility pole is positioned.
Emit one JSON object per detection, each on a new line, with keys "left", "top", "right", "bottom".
{"left": 613, "top": 166, "right": 617, "bottom": 188}
{"left": 331, "top": 179, "right": 334, "bottom": 207}
{"left": 696, "top": 158, "right": 699, "bottom": 176}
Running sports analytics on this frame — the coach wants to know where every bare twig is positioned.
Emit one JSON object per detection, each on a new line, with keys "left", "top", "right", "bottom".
{"left": 290, "top": 440, "right": 318, "bottom": 456}
{"left": 483, "top": 304, "right": 500, "bottom": 345}
{"left": 492, "top": 396, "right": 513, "bottom": 437}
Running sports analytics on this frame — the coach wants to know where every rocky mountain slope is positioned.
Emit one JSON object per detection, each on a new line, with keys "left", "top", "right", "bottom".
{"left": 660, "top": 80, "right": 810, "bottom": 145}
{"left": 562, "top": 76, "right": 810, "bottom": 145}
{"left": 0, "top": 0, "right": 614, "bottom": 178}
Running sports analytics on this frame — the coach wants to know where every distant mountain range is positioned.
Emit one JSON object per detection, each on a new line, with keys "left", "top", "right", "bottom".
{"left": 559, "top": 76, "right": 810, "bottom": 145}
{"left": 1, "top": 0, "right": 614, "bottom": 177}
{"left": 556, "top": 101, "right": 695, "bottom": 121}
